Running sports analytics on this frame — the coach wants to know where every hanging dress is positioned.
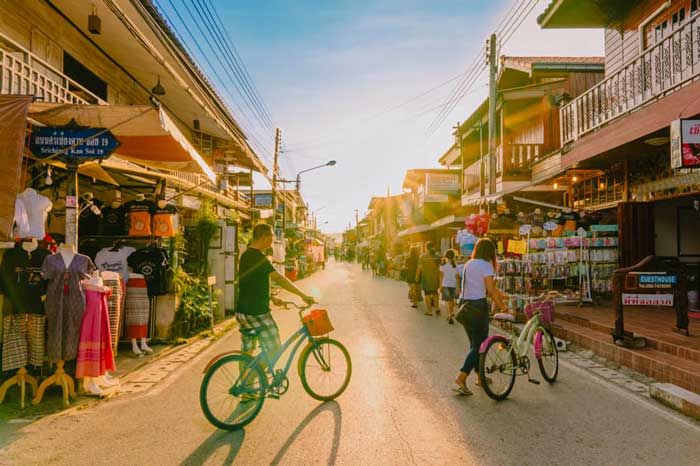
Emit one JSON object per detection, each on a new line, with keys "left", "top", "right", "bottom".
{"left": 101, "top": 271, "right": 123, "bottom": 352}
{"left": 41, "top": 253, "right": 96, "bottom": 361}
{"left": 124, "top": 273, "right": 149, "bottom": 339}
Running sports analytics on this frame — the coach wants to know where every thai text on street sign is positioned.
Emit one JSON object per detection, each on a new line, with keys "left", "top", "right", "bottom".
{"left": 622, "top": 294, "right": 674, "bottom": 306}
{"left": 29, "top": 127, "right": 120, "bottom": 162}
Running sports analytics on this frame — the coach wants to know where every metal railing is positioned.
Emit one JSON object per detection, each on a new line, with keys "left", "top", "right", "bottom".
{"left": 561, "top": 13, "right": 700, "bottom": 144}
{"left": 0, "top": 32, "right": 107, "bottom": 105}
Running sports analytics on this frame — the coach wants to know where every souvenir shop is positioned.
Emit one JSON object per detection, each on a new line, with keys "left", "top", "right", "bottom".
{"left": 454, "top": 197, "right": 619, "bottom": 305}
{"left": 0, "top": 97, "right": 214, "bottom": 408}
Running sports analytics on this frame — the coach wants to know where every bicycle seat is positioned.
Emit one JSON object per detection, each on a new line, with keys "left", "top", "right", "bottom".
{"left": 494, "top": 312, "right": 516, "bottom": 322}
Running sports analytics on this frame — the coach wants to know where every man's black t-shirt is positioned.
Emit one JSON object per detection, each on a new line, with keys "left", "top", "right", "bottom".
{"left": 100, "top": 205, "right": 126, "bottom": 235}
{"left": 237, "top": 247, "right": 275, "bottom": 315}
{"left": 127, "top": 246, "right": 170, "bottom": 296}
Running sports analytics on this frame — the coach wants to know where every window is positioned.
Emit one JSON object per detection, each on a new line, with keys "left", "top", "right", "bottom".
{"left": 63, "top": 52, "right": 107, "bottom": 102}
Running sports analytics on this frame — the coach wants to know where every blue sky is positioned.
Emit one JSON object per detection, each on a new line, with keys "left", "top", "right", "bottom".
{"left": 156, "top": 0, "right": 605, "bottom": 232}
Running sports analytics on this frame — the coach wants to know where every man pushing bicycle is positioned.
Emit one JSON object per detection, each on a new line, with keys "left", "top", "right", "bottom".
{"left": 236, "top": 223, "right": 316, "bottom": 358}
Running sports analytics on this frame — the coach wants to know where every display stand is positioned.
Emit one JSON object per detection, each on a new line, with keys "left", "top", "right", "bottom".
{"left": 32, "top": 360, "right": 76, "bottom": 407}
{"left": 0, "top": 367, "right": 38, "bottom": 409}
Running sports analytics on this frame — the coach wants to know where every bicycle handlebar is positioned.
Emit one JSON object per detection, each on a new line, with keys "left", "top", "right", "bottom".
{"left": 274, "top": 300, "right": 315, "bottom": 318}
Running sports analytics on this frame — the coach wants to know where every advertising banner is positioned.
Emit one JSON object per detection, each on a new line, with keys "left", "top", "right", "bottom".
{"left": 671, "top": 119, "right": 700, "bottom": 168}
{"left": 254, "top": 193, "right": 273, "bottom": 208}
{"left": 425, "top": 173, "right": 459, "bottom": 195}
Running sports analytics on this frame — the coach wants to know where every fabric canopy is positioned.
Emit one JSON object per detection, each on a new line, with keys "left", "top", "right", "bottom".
{"left": 28, "top": 103, "right": 216, "bottom": 181}
{"left": 0, "top": 95, "right": 33, "bottom": 240}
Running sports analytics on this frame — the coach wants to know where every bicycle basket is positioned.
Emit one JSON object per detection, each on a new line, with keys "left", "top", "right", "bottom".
{"left": 524, "top": 301, "right": 555, "bottom": 325}
{"left": 303, "top": 309, "right": 334, "bottom": 336}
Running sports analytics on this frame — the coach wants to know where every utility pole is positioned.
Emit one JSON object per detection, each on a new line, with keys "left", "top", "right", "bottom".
{"left": 487, "top": 33, "right": 498, "bottom": 196}
{"left": 453, "top": 121, "right": 463, "bottom": 193}
{"left": 271, "top": 128, "right": 281, "bottom": 236}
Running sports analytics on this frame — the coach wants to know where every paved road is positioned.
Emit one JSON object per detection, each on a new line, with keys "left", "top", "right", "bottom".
{"left": 2, "top": 261, "right": 699, "bottom": 466}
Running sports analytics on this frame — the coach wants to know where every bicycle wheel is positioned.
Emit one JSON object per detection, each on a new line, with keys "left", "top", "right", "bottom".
{"left": 200, "top": 354, "right": 266, "bottom": 430}
{"left": 536, "top": 328, "right": 559, "bottom": 383}
{"left": 298, "top": 338, "right": 352, "bottom": 401}
{"left": 478, "top": 336, "right": 517, "bottom": 401}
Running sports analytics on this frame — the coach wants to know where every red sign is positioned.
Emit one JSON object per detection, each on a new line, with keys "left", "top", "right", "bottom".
{"left": 671, "top": 119, "right": 700, "bottom": 168}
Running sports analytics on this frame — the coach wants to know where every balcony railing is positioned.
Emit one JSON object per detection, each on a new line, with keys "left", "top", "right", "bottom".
{"left": 561, "top": 14, "right": 700, "bottom": 144}
{"left": 0, "top": 32, "right": 106, "bottom": 105}
{"left": 497, "top": 143, "right": 538, "bottom": 180}
{"left": 463, "top": 158, "right": 482, "bottom": 194}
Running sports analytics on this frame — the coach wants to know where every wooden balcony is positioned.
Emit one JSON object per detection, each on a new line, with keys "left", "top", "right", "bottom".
{"left": 0, "top": 32, "right": 106, "bottom": 105}
{"left": 496, "top": 143, "right": 538, "bottom": 181}
{"left": 463, "top": 158, "right": 482, "bottom": 195}
{"left": 561, "top": 14, "right": 700, "bottom": 144}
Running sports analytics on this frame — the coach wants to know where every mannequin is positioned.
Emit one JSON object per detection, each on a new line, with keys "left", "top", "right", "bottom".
{"left": 76, "top": 273, "right": 116, "bottom": 396}
{"left": 17, "top": 188, "right": 52, "bottom": 239}
{"left": 35, "top": 244, "right": 96, "bottom": 407}
{"left": 0, "top": 238, "right": 49, "bottom": 408}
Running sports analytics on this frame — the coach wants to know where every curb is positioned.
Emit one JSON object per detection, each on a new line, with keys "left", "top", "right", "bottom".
{"left": 650, "top": 383, "right": 700, "bottom": 421}
{"left": 115, "top": 316, "right": 238, "bottom": 380}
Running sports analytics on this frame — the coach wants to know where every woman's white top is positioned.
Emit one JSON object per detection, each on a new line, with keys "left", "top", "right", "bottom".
{"left": 459, "top": 259, "right": 494, "bottom": 300}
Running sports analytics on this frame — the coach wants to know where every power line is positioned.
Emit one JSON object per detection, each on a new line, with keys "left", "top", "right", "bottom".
{"left": 202, "top": 0, "right": 276, "bottom": 128}
{"left": 170, "top": 0, "right": 276, "bottom": 141}
{"left": 155, "top": 0, "right": 276, "bottom": 163}
{"left": 425, "top": 0, "right": 542, "bottom": 137}
{"left": 191, "top": 0, "right": 276, "bottom": 133}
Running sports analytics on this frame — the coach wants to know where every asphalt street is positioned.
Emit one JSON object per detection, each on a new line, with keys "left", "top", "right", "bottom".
{"left": 2, "top": 260, "right": 699, "bottom": 466}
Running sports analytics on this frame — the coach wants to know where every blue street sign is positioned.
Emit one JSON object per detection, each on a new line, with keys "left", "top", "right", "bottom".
{"left": 29, "top": 127, "right": 120, "bottom": 162}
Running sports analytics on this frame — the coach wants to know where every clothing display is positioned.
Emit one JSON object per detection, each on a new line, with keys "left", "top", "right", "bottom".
{"left": 102, "top": 273, "right": 123, "bottom": 351}
{"left": 78, "top": 198, "right": 103, "bottom": 236}
{"left": 95, "top": 245, "right": 136, "bottom": 285}
{"left": 2, "top": 314, "right": 46, "bottom": 370}
{"left": 100, "top": 205, "right": 126, "bottom": 236}
{"left": 124, "top": 199, "right": 156, "bottom": 236}
{"left": 127, "top": 246, "right": 170, "bottom": 296}
{"left": 16, "top": 188, "right": 52, "bottom": 239}
{"left": 152, "top": 204, "right": 177, "bottom": 237}
{"left": 41, "top": 253, "right": 96, "bottom": 361}
{"left": 0, "top": 244, "right": 51, "bottom": 315}
{"left": 75, "top": 286, "right": 116, "bottom": 378}
{"left": 13, "top": 198, "right": 30, "bottom": 238}
{"left": 124, "top": 274, "right": 149, "bottom": 338}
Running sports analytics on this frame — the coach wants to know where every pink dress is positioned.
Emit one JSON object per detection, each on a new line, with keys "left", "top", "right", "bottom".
{"left": 75, "top": 287, "right": 116, "bottom": 378}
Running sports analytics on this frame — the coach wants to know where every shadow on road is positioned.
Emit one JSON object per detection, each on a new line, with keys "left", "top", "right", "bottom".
{"left": 269, "top": 401, "right": 343, "bottom": 466}
{"left": 178, "top": 429, "right": 246, "bottom": 466}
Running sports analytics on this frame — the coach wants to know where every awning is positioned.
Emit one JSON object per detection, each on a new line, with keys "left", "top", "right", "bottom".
{"left": 431, "top": 215, "right": 466, "bottom": 229}
{"left": 561, "top": 79, "right": 700, "bottom": 169}
{"left": 28, "top": 103, "right": 216, "bottom": 181}
{"left": 47, "top": 159, "right": 119, "bottom": 186}
{"left": 397, "top": 224, "right": 432, "bottom": 238}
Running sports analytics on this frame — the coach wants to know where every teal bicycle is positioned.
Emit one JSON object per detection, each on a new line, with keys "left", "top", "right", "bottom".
{"left": 478, "top": 292, "right": 560, "bottom": 401}
{"left": 200, "top": 301, "right": 352, "bottom": 430}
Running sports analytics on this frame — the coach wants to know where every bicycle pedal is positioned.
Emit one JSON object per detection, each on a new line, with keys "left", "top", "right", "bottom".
{"left": 528, "top": 378, "right": 541, "bottom": 385}
{"left": 266, "top": 392, "right": 280, "bottom": 399}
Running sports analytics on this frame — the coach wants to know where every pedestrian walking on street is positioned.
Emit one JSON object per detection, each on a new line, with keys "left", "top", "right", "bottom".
{"left": 236, "top": 224, "right": 316, "bottom": 359}
{"left": 439, "top": 249, "right": 460, "bottom": 324}
{"left": 405, "top": 246, "right": 421, "bottom": 308}
{"left": 453, "top": 238, "right": 508, "bottom": 396}
{"left": 416, "top": 241, "right": 441, "bottom": 316}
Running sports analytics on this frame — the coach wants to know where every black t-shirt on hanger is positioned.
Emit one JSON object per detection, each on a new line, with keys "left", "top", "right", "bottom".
{"left": 79, "top": 198, "right": 103, "bottom": 236}
{"left": 127, "top": 246, "right": 170, "bottom": 296}
{"left": 0, "top": 245, "right": 51, "bottom": 314}
{"left": 100, "top": 205, "right": 126, "bottom": 235}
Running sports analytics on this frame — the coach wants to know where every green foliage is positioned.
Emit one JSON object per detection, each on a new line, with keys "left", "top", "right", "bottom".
{"left": 171, "top": 266, "right": 216, "bottom": 338}
{"left": 195, "top": 200, "right": 220, "bottom": 275}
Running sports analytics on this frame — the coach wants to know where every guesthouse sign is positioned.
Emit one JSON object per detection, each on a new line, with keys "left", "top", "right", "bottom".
{"left": 622, "top": 272, "right": 678, "bottom": 306}
{"left": 671, "top": 119, "right": 700, "bottom": 168}
{"left": 29, "top": 127, "right": 120, "bottom": 163}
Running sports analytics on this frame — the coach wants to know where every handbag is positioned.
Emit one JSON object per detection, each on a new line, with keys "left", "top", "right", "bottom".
{"left": 455, "top": 302, "right": 469, "bottom": 325}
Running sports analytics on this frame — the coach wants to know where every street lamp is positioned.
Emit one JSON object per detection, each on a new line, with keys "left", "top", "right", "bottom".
{"left": 292, "top": 160, "right": 336, "bottom": 192}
